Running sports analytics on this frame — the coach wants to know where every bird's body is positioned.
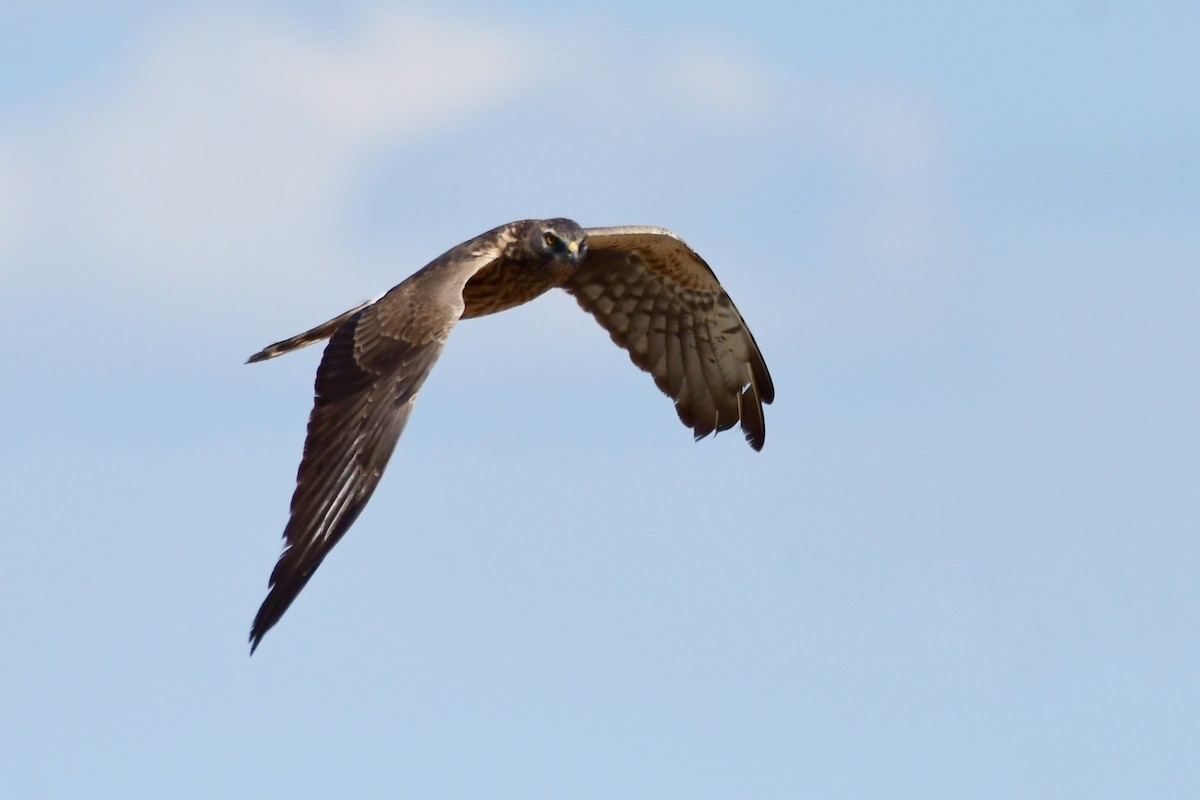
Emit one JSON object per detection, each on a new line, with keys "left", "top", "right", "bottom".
{"left": 459, "top": 227, "right": 575, "bottom": 317}
{"left": 248, "top": 218, "right": 773, "bottom": 652}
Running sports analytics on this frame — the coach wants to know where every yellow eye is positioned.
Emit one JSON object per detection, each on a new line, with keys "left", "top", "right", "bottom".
{"left": 543, "top": 232, "right": 557, "bottom": 247}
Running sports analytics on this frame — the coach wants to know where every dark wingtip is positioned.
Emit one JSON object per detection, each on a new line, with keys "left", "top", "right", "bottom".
{"left": 248, "top": 617, "right": 274, "bottom": 656}
{"left": 249, "top": 608, "right": 271, "bottom": 655}
{"left": 742, "top": 419, "right": 765, "bottom": 451}
{"left": 248, "top": 562, "right": 318, "bottom": 655}
{"left": 248, "top": 595, "right": 279, "bottom": 655}
{"left": 736, "top": 382, "right": 767, "bottom": 452}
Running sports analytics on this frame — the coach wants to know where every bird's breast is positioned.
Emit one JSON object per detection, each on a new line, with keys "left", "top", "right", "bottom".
{"left": 460, "top": 259, "right": 567, "bottom": 319}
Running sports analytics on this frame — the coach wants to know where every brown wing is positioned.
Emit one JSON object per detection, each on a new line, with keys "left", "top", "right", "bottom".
{"left": 249, "top": 226, "right": 516, "bottom": 652}
{"left": 564, "top": 226, "right": 774, "bottom": 450}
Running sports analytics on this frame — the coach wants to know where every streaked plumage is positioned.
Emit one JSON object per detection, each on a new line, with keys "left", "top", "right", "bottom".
{"left": 248, "top": 218, "right": 773, "bottom": 652}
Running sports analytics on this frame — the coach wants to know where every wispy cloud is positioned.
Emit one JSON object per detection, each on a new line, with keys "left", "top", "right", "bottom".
{"left": 658, "top": 41, "right": 780, "bottom": 127}
{"left": 0, "top": 140, "right": 33, "bottom": 269}
{"left": 10, "top": 4, "right": 958, "bottom": 362}
{"left": 771, "top": 77, "right": 959, "bottom": 353}
{"left": 51, "top": 8, "right": 537, "bottom": 298}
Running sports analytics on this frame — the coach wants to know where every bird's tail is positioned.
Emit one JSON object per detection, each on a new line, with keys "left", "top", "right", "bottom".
{"left": 246, "top": 300, "right": 373, "bottom": 363}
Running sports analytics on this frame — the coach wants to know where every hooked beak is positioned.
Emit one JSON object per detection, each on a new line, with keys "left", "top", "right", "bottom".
{"left": 566, "top": 239, "right": 584, "bottom": 265}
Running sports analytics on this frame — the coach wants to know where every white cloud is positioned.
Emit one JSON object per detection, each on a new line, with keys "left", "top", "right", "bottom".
{"left": 786, "top": 78, "right": 957, "bottom": 334}
{"left": 659, "top": 42, "right": 779, "bottom": 126}
{"left": 615, "top": 46, "right": 957, "bottom": 352}
{"left": 656, "top": 44, "right": 953, "bottom": 314}
{"left": 0, "top": 141, "right": 33, "bottom": 269}
{"left": 12, "top": 4, "right": 957, "bottom": 361}
{"left": 61, "top": 8, "right": 537, "bottom": 299}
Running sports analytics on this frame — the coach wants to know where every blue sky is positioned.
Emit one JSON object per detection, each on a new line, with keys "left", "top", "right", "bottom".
{"left": 1, "top": 1, "right": 1197, "bottom": 797}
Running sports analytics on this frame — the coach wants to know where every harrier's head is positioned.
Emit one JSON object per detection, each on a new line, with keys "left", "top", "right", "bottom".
{"left": 524, "top": 218, "right": 587, "bottom": 267}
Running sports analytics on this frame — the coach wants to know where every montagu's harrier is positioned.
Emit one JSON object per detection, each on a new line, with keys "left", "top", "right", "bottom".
{"left": 248, "top": 218, "right": 773, "bottom": 652}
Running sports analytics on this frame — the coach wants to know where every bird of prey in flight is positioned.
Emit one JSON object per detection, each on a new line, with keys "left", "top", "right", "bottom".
{"left": 248, "top": 218, "right": 774, "bottom": 652}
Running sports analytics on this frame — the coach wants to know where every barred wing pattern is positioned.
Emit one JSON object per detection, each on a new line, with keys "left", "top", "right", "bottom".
{"left": 565, "top": 227, "right": 774, "bottom": 450}
{"left": 248, "top": 219, "right": 773, "bottom": 653}
{"left": 248, "top": 230, "right": 513, "bottom": 651}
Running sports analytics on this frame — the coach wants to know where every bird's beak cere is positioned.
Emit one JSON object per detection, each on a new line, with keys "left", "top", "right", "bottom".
{"left": 566, "top": 238, "right": 582, "bottom": 265}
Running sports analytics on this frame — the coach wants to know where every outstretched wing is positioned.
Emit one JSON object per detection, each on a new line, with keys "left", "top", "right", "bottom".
{"left": 249, "top": 228, "right": 515, "bottom": 651}
{"left": 564, "top": 226, "right": 774, "bottom": 450}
